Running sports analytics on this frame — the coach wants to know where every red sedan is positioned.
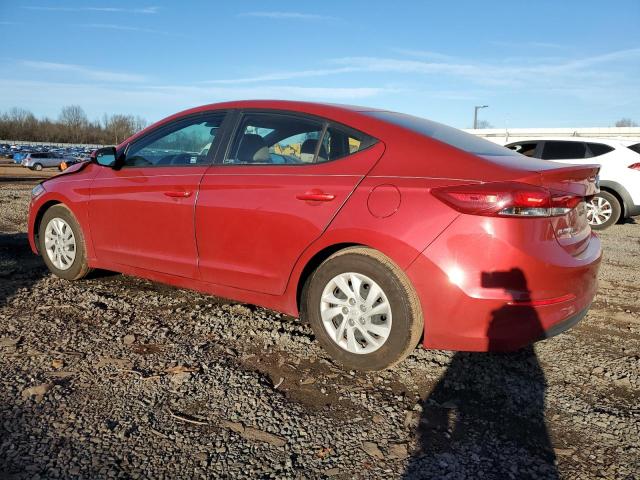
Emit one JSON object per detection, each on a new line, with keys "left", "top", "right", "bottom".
{"left": 27, "top": 100, "right": 601, "bottom": 370}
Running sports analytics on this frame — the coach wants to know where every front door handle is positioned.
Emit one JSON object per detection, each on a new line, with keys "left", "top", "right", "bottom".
{"left": 164, "top": 191, "right": 193, "bottom": 198}
{"left": 296, "top": 191, "right": 336, "bottom": 202}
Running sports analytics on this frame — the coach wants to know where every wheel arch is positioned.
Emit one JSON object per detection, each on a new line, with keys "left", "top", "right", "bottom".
{"left": 32, "top": 200, "right": 62, "bottom": 253}
{"left": 295, "top": 242, "right": 364, "bottom": 315}
{"left": 599, "top": 180, "right": 633, "bottom": 219}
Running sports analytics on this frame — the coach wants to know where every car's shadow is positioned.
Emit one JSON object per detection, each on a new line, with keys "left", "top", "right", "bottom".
{"left": 403, "top": 268, "right": 559, "bottom": 479}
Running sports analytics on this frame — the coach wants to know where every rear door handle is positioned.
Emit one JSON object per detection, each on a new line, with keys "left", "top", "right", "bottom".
{"left": 296, "top": 192, "right": 336, "bottom": 202}
{"left": 164, "top": 191, "right": 192, "bottom": 198}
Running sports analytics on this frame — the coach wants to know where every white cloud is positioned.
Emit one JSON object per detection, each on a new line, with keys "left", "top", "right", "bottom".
{"left": 0, "top": 79, "right": 389, "bottom": 121}
{"left": 81, "top": 23, "right": 171, "bottom": 35}
{"left": 239, "top": 11, "right": 337, "bottom": 21}
{"left": 202, "top": 67, "right": 357, "bottom": 84}
{"left": 22, "top": 5, "right": 159, "bottom": 14}
{"left": 20, "top": 60, "right": 147, "bottom": 83}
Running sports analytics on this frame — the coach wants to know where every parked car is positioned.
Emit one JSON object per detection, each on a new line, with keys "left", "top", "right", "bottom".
{"left": 28, "top": 100, "right": 601, "bottom": 370}
{"left": 505, "top": 138, "right": 640, "bottom": 229}
{"left": 21, "top": 152, "right": 71, "bottom": 171}
{"left": 12, "top": 151, "right": 29, "bottom": 163}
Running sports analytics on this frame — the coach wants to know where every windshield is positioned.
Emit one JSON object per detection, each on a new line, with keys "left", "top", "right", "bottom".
{"left": 367, "top": 111, "right": 514, "bottom": 157}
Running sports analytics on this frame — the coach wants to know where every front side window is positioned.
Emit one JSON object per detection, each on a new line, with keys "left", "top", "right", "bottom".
{"left": 541, "top": 141, "right": 587, "bottom": 160}
{"left": 125, "top": 114, "right": 225, "bottom": 167}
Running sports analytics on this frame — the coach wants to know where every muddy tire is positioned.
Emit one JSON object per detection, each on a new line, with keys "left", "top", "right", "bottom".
{"left": 302, "top": 247, "right": 423, "bottom": 371}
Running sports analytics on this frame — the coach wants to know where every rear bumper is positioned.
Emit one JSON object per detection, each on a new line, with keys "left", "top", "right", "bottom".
{"left": 539, "top": 304, "right": 590, "bottom": 340}
{"left": 406, "top": 214, "right": 601, "bottom": 352}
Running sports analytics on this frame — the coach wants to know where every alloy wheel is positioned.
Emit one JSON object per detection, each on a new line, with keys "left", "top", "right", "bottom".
{"left": 586, "top": 196, "right": 613, "bottom": 226}
{"left": 44, "top": 217, "right": 76, "bottom": 270}
{"left": 320, "top": 272, "right": 392, "bottom": 354}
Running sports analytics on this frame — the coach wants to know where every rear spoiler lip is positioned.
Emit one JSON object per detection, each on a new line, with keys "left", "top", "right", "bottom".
{"left": 536, "top": 163, "right": 601, "bottom": 197}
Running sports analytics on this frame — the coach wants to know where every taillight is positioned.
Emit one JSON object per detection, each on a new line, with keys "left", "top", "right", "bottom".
{"left": 432, "top": 181, "right": 582, "bottom": 217}
{"left": 628, "top": 163, "right": 640, "bottom": 171}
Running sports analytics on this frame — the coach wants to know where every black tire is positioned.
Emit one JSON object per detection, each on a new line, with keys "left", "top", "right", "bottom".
{"left": 588, "top": 191, "right": 621, "bottom": 230}
{"left": 38, "top": 204, "right": 91, "bottom": 280}
{"left": 32, "top": 163, "right": 43, "bottom": 171}
{"left": 302, "top": 247, "right": 423, "bottom": 371}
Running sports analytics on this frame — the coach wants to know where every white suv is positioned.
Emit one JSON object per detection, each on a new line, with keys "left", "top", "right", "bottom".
{"left": 505, "top": 138, "right": 640, "bottom": 229}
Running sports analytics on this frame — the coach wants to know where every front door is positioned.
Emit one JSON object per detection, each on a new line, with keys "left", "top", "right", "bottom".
{"left": 89, "top": 112, "right": 227, "bottom": 278}
{"left": 195, "top": 110, "right": 384, "bottom": 294}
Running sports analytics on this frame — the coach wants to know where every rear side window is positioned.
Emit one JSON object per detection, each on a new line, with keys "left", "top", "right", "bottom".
{"left": 225, "top": 112, "right": 375, "bottom": 165}
{"left": 628, "top": 143, "right": 640, "bottom": 154}
{"left": 506, "top": 142, "right": 538, "bottom": 157}
{"left": 366, "top": 111, "right": 513, "bottom": 156}
{"left": 587, "top": 143, "right": 614, "bottom": 157}
{"left": 227, "top": 113, "right": 324, "bottom": 164}
{"left": 541, "top": 141, "right": 587, "bottom": 160}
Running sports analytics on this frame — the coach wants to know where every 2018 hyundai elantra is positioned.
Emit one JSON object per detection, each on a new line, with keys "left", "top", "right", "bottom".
{"left": 28, "top": 100, "right": 602, "bottom": 370}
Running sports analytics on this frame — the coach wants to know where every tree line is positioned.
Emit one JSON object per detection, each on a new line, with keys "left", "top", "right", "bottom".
{"left": 0, "top": 106, "right": 147, "bottom": 145}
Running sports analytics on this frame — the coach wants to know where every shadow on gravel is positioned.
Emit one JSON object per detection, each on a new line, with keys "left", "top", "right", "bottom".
{"left": 404, "top": 269, "right": 559, "bottom": 480}
{"left": 0, "top": 232, "right": 47, "bottom": 308}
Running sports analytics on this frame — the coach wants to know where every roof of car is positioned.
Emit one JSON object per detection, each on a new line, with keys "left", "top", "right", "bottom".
{"left": 119, "top": 100, "right": 391, "bottom": 148}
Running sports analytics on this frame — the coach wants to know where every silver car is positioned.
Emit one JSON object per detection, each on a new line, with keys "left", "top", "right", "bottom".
{"left": 21, "top": 152, "right": 70, "bottom": 171}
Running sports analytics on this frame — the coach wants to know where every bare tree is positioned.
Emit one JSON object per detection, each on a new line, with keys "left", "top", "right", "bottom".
{"left": 476, "top": 120, "right": 494, "bottom": 129}
{"left": 615, "top": 118, "right": 638, "bottom": 127}
{"left": 0, "top": 107, "right": 147, "bottom": 144}
{"left": 59, "top": 105, "right": 89, "bottom": 143}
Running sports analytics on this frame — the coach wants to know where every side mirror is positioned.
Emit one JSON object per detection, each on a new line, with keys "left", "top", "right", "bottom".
{"left": 93, "top": 146, "right": 118, "bottom": 167}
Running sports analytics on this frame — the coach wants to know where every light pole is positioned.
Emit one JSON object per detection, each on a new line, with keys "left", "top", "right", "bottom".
{"left": 473, "top": 105, "right": 488, "bottom": 129}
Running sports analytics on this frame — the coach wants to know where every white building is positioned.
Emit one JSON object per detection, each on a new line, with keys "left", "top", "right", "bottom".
{"left": 464, "top": 127, "right": 640, "bottom": 145}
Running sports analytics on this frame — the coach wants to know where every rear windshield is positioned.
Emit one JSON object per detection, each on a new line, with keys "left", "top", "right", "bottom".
{"left": 628, "top": 143, "right": 640, "bottom": 155}
{"left": 367, "top": 111, "right": 513, "bottom": 156}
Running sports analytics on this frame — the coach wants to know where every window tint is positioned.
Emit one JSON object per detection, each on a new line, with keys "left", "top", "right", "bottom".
{"left": 587, "top": 143, "right": 614, "bottom": 157}
{"left": 541, "top": 141, "right": 587, "bottom": 160}
{"left": 226, "top": 113, "right": 323, "bottom": 165}
{"left": 506, "top": 142, "right": 538, "bottom": 157}
{"left": 627, "top": 143, "right": 640, "bottom": 155}
{"left": 367, "top": 111, "right": 513, "bottom": 156}
{"left": 319, "top": 126, "right": 368, "bottom": 162}
{"left": 125, "top": 114, "right": 224, "bottom": 167}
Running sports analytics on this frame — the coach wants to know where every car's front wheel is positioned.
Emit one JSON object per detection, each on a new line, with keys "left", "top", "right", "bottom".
{"left": 31, "top": 163, "right": 43, "bottom": 171}
{"left": 303, "top": 247, "right": 423, "bottom": 371}
{"left": 587, "top": 191, "right": 621, "bottom": 230}
{"left": 38, "top": 204, "right": 91, "bottom": 280}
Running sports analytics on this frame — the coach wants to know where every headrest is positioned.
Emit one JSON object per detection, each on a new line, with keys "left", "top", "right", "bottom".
{"left": 237, "top": 134, "right": 270, "bottom": 162}
{"left": 300, "top": 139, "right": 327, "bottom": 163}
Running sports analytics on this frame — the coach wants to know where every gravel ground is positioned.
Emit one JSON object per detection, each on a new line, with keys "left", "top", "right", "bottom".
{"left": 0, "top": 181, "right": 638, "bottom": 479}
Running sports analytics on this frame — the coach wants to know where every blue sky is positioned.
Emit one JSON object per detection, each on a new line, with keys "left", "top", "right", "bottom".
{"left": 0, "top": 0, "right": 639, "bottom": 128}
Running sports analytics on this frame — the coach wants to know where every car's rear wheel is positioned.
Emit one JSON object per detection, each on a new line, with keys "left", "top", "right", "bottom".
{"left": 38, "top": 204, "right": 91, "bottom": 280}
{"left": 303, "top": 247, "right": 423, "bottom": 371}
{"left": 32, "top": 163, "right": 43, "bottom": 171}
{"left": 587, "top": 191, "right": 621, "bottom": 230}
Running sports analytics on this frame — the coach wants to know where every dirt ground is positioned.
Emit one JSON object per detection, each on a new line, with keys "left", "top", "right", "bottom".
{"left": 0, "top": 176, "right": 638, "bottom": 479}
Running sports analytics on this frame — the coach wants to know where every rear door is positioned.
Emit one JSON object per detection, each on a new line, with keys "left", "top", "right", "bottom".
{"left": 539, "top": 140, "right": 589, "bottom": 165}
{"left": 89, "top": 112, "right": 228, "bottom": 277}
{"left": 195, "top": 110, "right": 383, "bottom": 294}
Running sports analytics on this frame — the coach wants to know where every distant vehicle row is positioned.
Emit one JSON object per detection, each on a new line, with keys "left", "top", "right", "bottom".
{"left": 1, "top": 144, "right": 93, "bottom": 170}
